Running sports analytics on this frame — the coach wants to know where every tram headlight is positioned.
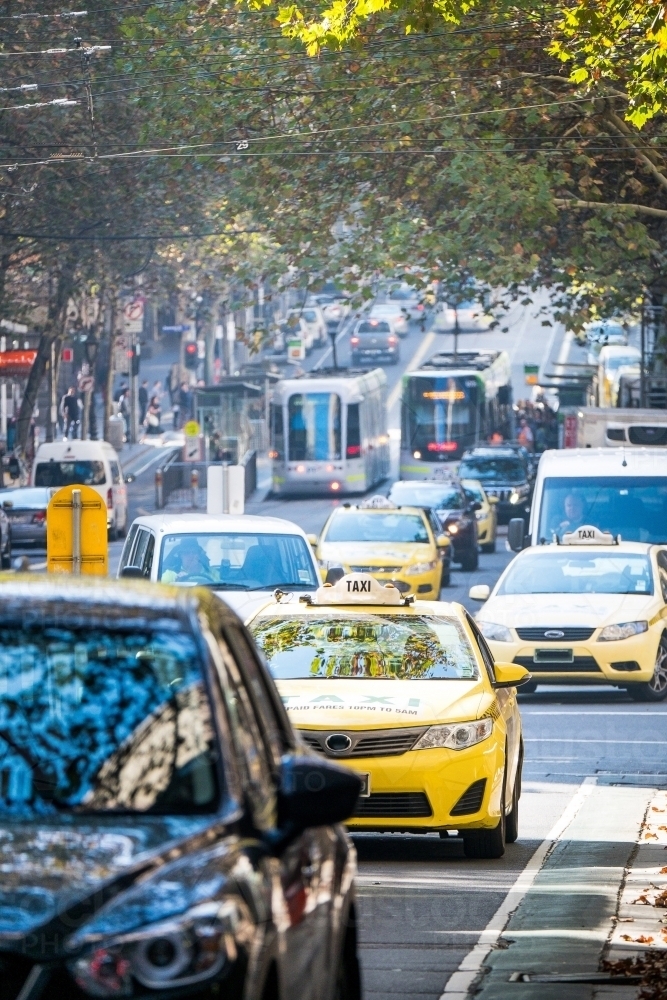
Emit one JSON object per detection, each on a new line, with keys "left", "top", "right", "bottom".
{"left": 413, "top": 451, "right": 422, "bottom": 459}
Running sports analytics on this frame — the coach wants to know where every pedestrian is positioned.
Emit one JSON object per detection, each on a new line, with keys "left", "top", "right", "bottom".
{"left": 138, "top": 380, "right": 149, "bottom": 425}
{"left": 118, "top": 388, "right": 131, "bottom": 440}
{"left": 113, "top": 381, "right": 128, "bottom": 403}
{"left": 178, "top": 381, "right": 192, "bottom": 424}
{"left": 144, "top": 395, "right": 162, "bottom": 436}
{"left": 517, "top": 417, "right": 534, "bottom": 452}
{"left": 60, "top": 387, "right": 80, "bottom": 439}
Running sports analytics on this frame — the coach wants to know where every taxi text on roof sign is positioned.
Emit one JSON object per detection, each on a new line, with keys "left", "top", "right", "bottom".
{"left": 560, "top": 524, "right": 618, "bottom": 546}
{"left": 314, "top": 573, "right": 403, "bottom": 606}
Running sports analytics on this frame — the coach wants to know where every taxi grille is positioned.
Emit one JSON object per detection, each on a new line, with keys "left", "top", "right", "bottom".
{"left": 514, "top": 656, "right": 602, "bottom": 674}
{"left": 300, "top": 727, "right": 428, "bottom": 758}
{"left": 353, "top": 792, "right": 432, "bottom": 818}
{"left": 349, "top": 565, "right": 403, "bottom": 574}
{"left": 516, "top": 627, "right": 595, "bottom": 641}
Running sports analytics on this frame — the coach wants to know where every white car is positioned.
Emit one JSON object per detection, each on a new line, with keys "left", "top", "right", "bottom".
{"left": 291, "top": 305, "right": 327, "bottom": 346}
{"left": 433, "top": 299, "right": 493, "bottom": 333}
{"left": 310, "top": 294, "right": 350, "bottom": 330}
{"left": 598, "top": 344, "right": 641, "bottom": 407}
{"left": 31, "top": 439, "right": 128, "bottom": 538}
{"left": 388, "top": 283, "right": 426, "bottom": 322}
{"left": 368, "top": 302, "right": 409, "bottom": 336}
{"left": 117, "top": 512, "right": 321, "bottom": 621}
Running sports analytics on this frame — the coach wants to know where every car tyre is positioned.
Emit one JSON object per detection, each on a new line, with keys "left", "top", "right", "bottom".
{"left": 334, "top": 914, "right": 362, "bottom": 1000}
{"left": 463, "top": 776, "right": 506, "bottom": 859}
{"left": 441, "top": 564, "right": 451, "bottom": 589}
{"left": 627, "top": 638, "right": 667, "bottom": 702}
{"left": 460, "top": 548, "right": 479, "bottom": 572}
{"left": 1, "top": 531, "right": 11, "bottom": 570}
{"left": 505, "top": 744, "right": 522, "bottom": 844}
{"left": 481, "top": 538, "right": 496, "bottom": 554}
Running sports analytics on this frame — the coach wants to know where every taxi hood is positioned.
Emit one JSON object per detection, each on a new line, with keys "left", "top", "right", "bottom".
{"left": 479, "top": 591, "right": 654, "bottom": 628}
{"left": 277, "top": 678, "right": 486, "bottom": 729}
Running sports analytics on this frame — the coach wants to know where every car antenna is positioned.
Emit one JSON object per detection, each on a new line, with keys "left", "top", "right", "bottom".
{"left": 621, "top": 446, "right": 627, "bottom": 468}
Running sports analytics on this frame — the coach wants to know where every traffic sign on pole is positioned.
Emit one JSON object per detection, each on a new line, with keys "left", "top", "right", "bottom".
{"left": 47, "top": 484, "right": 108, "bottom": 576}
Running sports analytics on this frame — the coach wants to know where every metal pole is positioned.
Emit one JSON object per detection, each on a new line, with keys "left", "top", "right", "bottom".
{"left": 155, "top": 468, "right": 163, "bottom": 509}
{"left": 640, "top": 299, "right": 646, "bottom": 408}
{"left": 72, "top": 488, "right": 82, "bottom": 575}
{"left": 454, "top": 310, "right": 460, "bottom": 358}
{"left": 191, "top": 467, "right": 199, "bottom": 508}
{"left": 129, "top": 328, "right": 137, "bottom": 444}
{"left": 1, "top": 383, "right": 6, "bottom": 442}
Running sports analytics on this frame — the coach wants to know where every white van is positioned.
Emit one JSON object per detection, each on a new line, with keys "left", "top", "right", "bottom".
{"left": 31, "top": 440, "right": 128, "bottom": 537}
{"left": 519, "top": 448, "right": 667, "bottom": 548}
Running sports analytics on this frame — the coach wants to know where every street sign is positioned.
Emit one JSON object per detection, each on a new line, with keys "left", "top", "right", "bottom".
{"left": 162, "top": 324, "right": 191, "bottom": 333}
{"left": 184, "top": 420, "right": 200, "bottom": 437}
{"left": 47, "top": 484, "right": 108, "bottom": 576}
{"left": 123, "top": 298, "right": 145, "bottom": 334}
{"left": 0, "top": 350, "right": 37, "bottom": 376}
{"left": 61, "top": 347, "right": 74, "bottom": 363}
{"left": 78, "top": 374, "right": 95, "bottom": 393}
{"left": 287, "top": 337, "right": 305, "bottom": 361}
{"left": 183, "top": 434, "right": 203, "bottom": 462}
{"left": 524, "top": 363, "right": 540, "bottom": 386}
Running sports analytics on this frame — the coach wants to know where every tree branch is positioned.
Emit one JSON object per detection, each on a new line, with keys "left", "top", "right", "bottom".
{"left": 602, "top": 112, "right": 667, "bottom": 190}
{"left": 555, "top": 197, "right": 667, "bottom": 219}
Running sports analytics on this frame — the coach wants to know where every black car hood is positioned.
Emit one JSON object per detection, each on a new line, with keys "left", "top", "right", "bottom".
{"left": 0, "top": 814, "right": 215, "bottom": 944}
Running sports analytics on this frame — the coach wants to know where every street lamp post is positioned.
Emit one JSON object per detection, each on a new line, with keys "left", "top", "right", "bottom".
{"left": 453, "top": 307, "right": 460, "bottom": 359}
{"left": 329, "top": 326, "right": 338, "bottom": 370}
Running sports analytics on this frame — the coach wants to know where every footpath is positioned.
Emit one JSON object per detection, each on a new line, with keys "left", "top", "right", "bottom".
{"left": 444, "top": 783, "right": 667, "bottom": 1000}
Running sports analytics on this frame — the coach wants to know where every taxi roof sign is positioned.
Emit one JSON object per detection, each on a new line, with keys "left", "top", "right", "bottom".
{"left": 359, "top": 495, "right": 397, "bottom": 510}
{"left": 560, "top": 524, "right": 618, "bottom": 546}
{"left": 313, "top": 573, "right": 403, "bottom": 606}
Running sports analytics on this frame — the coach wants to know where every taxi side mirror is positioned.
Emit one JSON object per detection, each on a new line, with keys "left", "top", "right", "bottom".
{"left": 307, "top": 533, "right": 318, "bottom": 548}
{"left": 436, "top": 534, "right": 451, "bottom": 548}
{"left": 488, "top": 496, "right": 499, "bottom": 505}
{"left": 470, "top": 501, "right": 482, "bottom": 512}
{"left": 469, "top": 584, "right": 490, "bottom": 601}
{"left": 493, "top": 662, "right": 531, "bottom": 689}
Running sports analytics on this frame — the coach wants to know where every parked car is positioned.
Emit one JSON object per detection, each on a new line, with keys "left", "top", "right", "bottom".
{"left": 458, "top": 446, "right": 532, "bottom": 524}
{"left": 350, "top": 318, "right": 400, "bottom": 366}
{"left": 0, "top": 486, "right": 51, "bottom": 548}
{"left": 0, "top": 575, "right": 362, "bottom": 1000}
{"left": 30, "top": 439, "right": 127, "bottom": 538}
{"left": 387, "top": 478, "right": 480, "bottom": 570}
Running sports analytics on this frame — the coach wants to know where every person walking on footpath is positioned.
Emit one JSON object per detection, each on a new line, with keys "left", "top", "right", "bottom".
{"left": 138, "top": 380, "right": 149, "bottom": 425}
{"left": 61, "top": 387, "right": 80, "bottom": 439}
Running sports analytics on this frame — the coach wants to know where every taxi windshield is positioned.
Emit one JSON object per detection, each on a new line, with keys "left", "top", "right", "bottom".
{"left": 159, "top": 532, "right": 318, "bottom": 590}
{"left": 251, "top": 613, "right": 479, "bottom": 680}
{"left": 497, "top": 551, "right": 653, "bottom": 596}
{"left": 0, "top": 619, "right": 219, "bottom": 815}
{"left": 389, "top": 483, "right": 465, "bottom": 510}
{"left": 325, "top": 512, "right": 429, "bottom": 543}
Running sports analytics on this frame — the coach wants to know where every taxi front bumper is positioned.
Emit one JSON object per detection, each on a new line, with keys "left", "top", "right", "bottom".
{"left": 341, "top": 740, "right": 505, "bottom": 832}
{"left": 495, "top": 631, "right": 659, "bottom": 684}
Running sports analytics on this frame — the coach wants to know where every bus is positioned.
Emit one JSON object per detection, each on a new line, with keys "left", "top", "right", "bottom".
{"left": 270, "top": 367, "right": 389, "bottom": 496}
{"left": 400, "top": 350, "right": 513, "bottom": 478}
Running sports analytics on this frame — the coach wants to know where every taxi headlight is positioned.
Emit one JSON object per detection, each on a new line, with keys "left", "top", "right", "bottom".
{"left": 477, "top": 621, "right": 513, "bottom": 643}
{"left": 404, "top": 560, "right": 439, "bottom": 576}
{"left": 70, "top": 901, "right": 239, "bottom": 997}
{"left": 597, "top": 620, "right": 648, "bottom": 642}
{"left": 413, "top": 718, "right": 493, "bottom": 751}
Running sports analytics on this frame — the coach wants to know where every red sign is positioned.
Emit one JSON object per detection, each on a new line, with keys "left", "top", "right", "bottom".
{"left": 563, "top": 413, "right": 578, "bottom": 449}
{"left": 61, "top": 347, "right": 74, "bottom": 363}
{"left": 0, "top": 350, "right": 37, "bottom": 376}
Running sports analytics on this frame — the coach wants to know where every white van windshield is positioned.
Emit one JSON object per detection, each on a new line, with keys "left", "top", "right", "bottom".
{"left": 538, "top": 476, "right": 667, "bottom": 543}
{"left": 35, "top": 460, "right": 106, "bottom": 487}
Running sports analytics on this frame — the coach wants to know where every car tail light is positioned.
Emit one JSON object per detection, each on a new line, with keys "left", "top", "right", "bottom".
{"left": 32, "top": 510, "right": 46, "bottom": 524}
{"left": 417, "top": 303, "right": 424, "bottom": 311}
{"left": 107, "top": 488, "right": 113, "bottom": 510}
{"left": 388, "top": 336, "right": 398, "bottom": 344}
{"left": 427, "top": 441, "right": 457, "bottom": 452}
{"left": 346, "top": 445, "right": 361, "bottom": 457}
{"left": 350, "top": 337, "right": 360, "bottom": 345}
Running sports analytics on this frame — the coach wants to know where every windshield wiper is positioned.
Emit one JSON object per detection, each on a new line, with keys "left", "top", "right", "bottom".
{"left": 207, "top": 582, "right": 251, "bottom": 590}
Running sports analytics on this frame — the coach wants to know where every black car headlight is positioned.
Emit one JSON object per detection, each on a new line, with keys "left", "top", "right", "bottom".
{"left": 70, "top": 900, "right": 241, "bottom": 997}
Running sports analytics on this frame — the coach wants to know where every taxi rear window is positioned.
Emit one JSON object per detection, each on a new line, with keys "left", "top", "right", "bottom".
{"left": 250, "top": 613, "right": 479, "bottom": 680}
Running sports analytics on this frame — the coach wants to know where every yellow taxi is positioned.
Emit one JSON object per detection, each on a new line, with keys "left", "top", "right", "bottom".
{"left": 461, "top": 478, "right": 498, "bottom": 554}
{"left": 247, "top": 572, "right": 530, "bottom": 858}
{"left": 470, "top": 524, "right": 667, "bottom": 701}
{"left": 310, "top": 495, "right": 452, "bottom": 597}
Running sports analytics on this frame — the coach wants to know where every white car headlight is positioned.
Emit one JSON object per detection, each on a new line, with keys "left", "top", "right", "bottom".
{"left": 70, "top": 901, "right": 240, "bottom": 997}
{"left": 478, "top": 620, "right": 513, "bottom": 642}
{"left": 597, "top": 620, "right": 648, "bottom": 642}
{"left": 413, "top": 718, "right": 493, "bottom": 751}
{"left": 404, "top": 559, "right": 439, "bottom": 576}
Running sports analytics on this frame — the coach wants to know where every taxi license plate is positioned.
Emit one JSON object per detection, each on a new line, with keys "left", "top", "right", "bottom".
{"left": 358, "top": 773, "right": 371, "bottom": 797}
{"left": 534, "top": 648, "right": 574, "bottom": 663}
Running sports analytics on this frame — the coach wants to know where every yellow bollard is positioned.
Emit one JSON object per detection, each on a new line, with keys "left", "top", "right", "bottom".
{"left": 47, "top": 484, "right": 108, "bottom": 576}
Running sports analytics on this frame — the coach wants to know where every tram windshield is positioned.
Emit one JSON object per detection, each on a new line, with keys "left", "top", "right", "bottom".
{"left": 403, "top": 376, "right": 478, "bottom": 455}
{"left": 288, "top": 392, "right": 342, "bottom": 462}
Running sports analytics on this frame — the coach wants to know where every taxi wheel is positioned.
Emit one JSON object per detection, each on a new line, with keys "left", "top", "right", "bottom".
{"left": 462, "top": 789, "right": 506, "bottom": 859}
{"left": 505, "top": 745, "right": 523, "bottom": 845}
{"left": 628, "top": 639, "right": 667, "bottom": 702}
{"left": 481, "top": 539, "right": 496, "bottom": 554}
{"left": 441, "top": 564, "right": 451, "bottom": 589}
{"left": 460, "top": 548, "right": 479, "bottom": 572}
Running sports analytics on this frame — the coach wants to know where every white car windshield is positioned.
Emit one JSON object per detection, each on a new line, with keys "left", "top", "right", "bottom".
{"left": 497, "top": 552, "right": 653, "bottom": 596}
{"left": 251, "top": 613, "right": 480, "bottom": 680}
{"left": 159, "top": 532, "right": 319, "bottom": 590}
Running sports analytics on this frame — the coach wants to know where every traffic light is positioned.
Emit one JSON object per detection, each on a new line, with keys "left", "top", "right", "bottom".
{"left": 127, "top": 345, "right": 140, "bottom": 376}
{"left": 184, "top": 341, "right": 198, "bottom": 369}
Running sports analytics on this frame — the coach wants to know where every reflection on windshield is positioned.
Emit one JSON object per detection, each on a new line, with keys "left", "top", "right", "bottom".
{"left": 389, "top": 484, "right": 464, "bottom": 510}
{"left": 325, "top": 512, "right": 429, "bottom": 543}
{"left": 538, "top": 477, "right": 667, "bottom": 543}
{"left": 251, "top": 614, "right": 479, "bottom": 680}
{"left": 458, "top": 457, "right": 524, "bottom": 482}
{"left": 498, "top": 552, "right": 653, "bottom": 596}
{"left": 0, "top": 622, "right": 218, "bottom": 814}
{"left": 35, "top": 461, "right": 106, "bottom": 487}
{"left": 159, "top": 532, "right": 318, "bottom": 589}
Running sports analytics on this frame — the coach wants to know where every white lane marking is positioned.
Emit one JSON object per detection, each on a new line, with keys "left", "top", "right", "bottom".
{"left": 526, "top": 738, "right": 667, "bottom": 744}
{"left": 131, "top": 449, "right": 170, "bottom": 478}
{"left": 440, "top": 776, "right": 596, "bottom": 1000}
{"left": 386, "top": 330, "right": 436, "bottom": 411}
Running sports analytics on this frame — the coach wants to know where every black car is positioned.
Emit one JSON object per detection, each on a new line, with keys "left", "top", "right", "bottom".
{"left": 458, "top": 446, "right": 532, "bottom": 523}
{"left": 0, "top": 577, "right": 362, "bottom": 1000}
{"left": 387, "top": 479, "right": 480, "bottom": 571}
{"left": 350, "top": 319, "right": 400, "bottom": 366}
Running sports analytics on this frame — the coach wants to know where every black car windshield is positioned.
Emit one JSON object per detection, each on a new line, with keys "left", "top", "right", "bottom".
{"left": 159, "top": 532, "right": 318, "bottom": 590}
{"left": 251, "top": 613, "right": 479, "bottom": 680}
{"left": 538, "top": 476, "right": 667, "bottom": 544}
{"left": 497, "top": 552, "right": 653, "bottom": 596}
{"left": 0, "top": 620, "right": 219, "bottom": 815}
{"left": 325, "top": 511, "right": 429, "bottom": 543}
{"left": 458, "top": 455, "right": 525, "bottom": 482}
{"left": 35, "top": 461, "right": 106, "bottom": 487}
{"left": 389, "top": 483, "right": 465, "bottom": 510}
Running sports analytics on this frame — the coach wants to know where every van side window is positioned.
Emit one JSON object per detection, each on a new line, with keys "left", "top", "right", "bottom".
{"left": 110, "top": 461, "right": 122, "bottom": 485}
